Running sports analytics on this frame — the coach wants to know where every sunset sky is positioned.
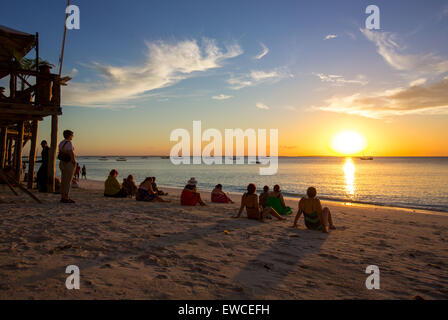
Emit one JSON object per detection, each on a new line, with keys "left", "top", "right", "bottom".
{"left": 2, "top": 0, "right": 448, "bottom": 156}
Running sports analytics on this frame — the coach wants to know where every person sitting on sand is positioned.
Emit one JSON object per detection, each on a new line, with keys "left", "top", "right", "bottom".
{"left": 211, "top": 184, "right": 234, "bottom": 203}
{"left": 292, "top": 186, "right": 336, "bottom": 233}
{"left": 259, "top": 185, "right": 270, "bottom": 209}
{"left": 122, "top": 174, "right": 138, "bottom": 197}
{"left": 104, "top": 169, "right": 127, "bottom": 198}
{"left": 180, "top": 177, "right": 206, "bottom": 206}
{"left": 151, "top": 177, "right": 167, "bottom": 195}
{"left": 137, "top": 177, "right": 169, "bottom": 202}
{"left": 234, "top": 183, "right": 285, "bottom": 222}
{"left": 266, "top": 184, "right": 292, "bottom": 215}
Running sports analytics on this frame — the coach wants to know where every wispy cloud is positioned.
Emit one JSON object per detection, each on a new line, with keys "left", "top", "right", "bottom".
{"left": 254, "top": 42, "right": 269, "bottom": 60}
{"left": 212, "top": 94, "right": 232, "bottom": 100}
{"left": 316, "top": 77, "right": 448, "bottom": 119}
{"left": 409, "top": 78, "right": 427, "bottom": 87}
{"left": 361, "top": 28, "right": 448, "bottom": 75}
{"left": 62, "top": 38, "right": 242, "bottom": 108}
{"left": 228, "top": 68, "right": 292, "bottom": 90}
{"left": 256, "top": 102, "right": 270, "bottom": 110}
{"left": 324, "top": 34, "right": 338, "bottom": 40}
{"left": 284, "top": 105, "right": 298, "bottom": 112}
{"left": 314, "top": 73, "right": 368, "bottom": 86}
{"left": 345, "top": 31, "right": 357, "bottom": 40}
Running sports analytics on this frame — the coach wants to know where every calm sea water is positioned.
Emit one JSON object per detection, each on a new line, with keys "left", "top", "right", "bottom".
{"left": 47, "top": 156, "right": 448, "bottom": 212}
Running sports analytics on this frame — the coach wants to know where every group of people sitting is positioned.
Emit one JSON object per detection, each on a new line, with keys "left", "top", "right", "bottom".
{"left": 179, "top": 177, "right": 336, "bottom": 233}
{"left": 104, "top": 170, "right": 168, "bottom": 202}
{"left": 104, "top": 171, "right": 336, "bottom": 233}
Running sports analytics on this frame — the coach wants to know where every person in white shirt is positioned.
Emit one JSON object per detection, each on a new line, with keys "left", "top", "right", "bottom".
{"left": 58, "top": 130, "right": 76, "bottom": 203}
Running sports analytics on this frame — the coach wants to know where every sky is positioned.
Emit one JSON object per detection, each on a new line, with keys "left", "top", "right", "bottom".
{"left": 1, "top": 0, "right": 448, "bottom": 156}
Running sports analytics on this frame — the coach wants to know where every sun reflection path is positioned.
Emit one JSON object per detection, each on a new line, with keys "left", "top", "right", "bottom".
{"left": 344, "top": 157, "right": 356, "bottom": 197}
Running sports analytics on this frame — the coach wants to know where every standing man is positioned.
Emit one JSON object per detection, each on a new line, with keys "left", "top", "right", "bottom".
{"left": 81, "top": 165, "right": 87, "bottom": 179}
{"left": 58, "top": 130, "right": 76, "bottom": 203}
{"left": 36, "top": 140, "right": 50, "bottom": 192}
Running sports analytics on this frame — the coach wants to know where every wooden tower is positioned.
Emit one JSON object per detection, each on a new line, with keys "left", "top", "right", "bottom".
{"left": 0, "top": 25, "right": 68, "bottom": 193}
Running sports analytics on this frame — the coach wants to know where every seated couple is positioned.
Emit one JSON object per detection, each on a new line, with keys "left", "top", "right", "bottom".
{"left": 104, "top": 170, "right": 133, "bottom": 198}
{"left": 234, "top": 183, "right": 286, "bottom": 222}
{"left": 292, "top": 187, "right": 336, "bottom": 233}
{"left": 211, "top": 184, "right": 234, "bottom": 204}
{"left": 259, "top": 184, "right": 293, "bottom": 216}
{"left": 136, "top": 177, "right": 169, "bottom": 202}
{"left": 181, "top": 178, "right": 206, "bottom": 206}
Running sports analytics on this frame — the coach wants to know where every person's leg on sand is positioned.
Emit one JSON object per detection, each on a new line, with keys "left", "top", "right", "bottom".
{"left": 324, "top": 207, "right": 336, "bottom": 229}
{"left": 261, "top": 207, "right": 285, "bottom": 221}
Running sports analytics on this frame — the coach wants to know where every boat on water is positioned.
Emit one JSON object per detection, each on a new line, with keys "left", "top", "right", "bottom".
{"left": 116, "top": 157, "right": 127, "bottom": 161}
{"left": 359, "top": 156, "right": 373, "bottom": 160}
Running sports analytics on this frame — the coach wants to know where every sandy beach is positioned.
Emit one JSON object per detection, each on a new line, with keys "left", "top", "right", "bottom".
{"left": 0, "top": 180, "right": 447, "bottom": 300}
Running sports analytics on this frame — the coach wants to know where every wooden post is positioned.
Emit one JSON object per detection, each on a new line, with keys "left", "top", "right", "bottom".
{"left": 12, "top": 139, "right": 17, "bottom": 169}
{"left": 27, "top": 120, "right": 39, "bottom": 189}
{"left": 35, "top": 32, "right": 39, "bottom": 107}
{"left": 0, "top": 127, "right": 7, "bottom": 169}
{"left": 7, "top": 137, "right": 12, "bottom": 166}
{"left": 47, "top": 115, "right": 58, "bottom": 192}
{"left": 9, "top": 72, "right": 16, "bottom": 99}
{"left": 15, "top": 122, "right": 24, "bottom": 181}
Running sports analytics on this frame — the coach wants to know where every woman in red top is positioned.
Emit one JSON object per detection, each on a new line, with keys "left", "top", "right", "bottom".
{"left": 181, "top": 178, "right": 206, "bottom": 206}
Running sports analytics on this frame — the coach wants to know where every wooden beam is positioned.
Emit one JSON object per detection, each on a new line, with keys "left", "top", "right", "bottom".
{"left": 15, "top": 121, "right": 24, "bottom": 181}
{"left": 0, "top": 127, "right": 7, "bottom": 168}
{"left": 27, "top": 120, "right": 39, "bottom": 189}
{"left": 48, "top": 115, "right": 58, "bottom": 193}
{"left": 9, "top": 72, "right": 16, "bottom": 99}
{"left": 6, "top": 137, "right": 12, "bottom": 166}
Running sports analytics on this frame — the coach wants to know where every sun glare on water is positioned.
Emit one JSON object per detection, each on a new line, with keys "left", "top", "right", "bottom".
{"left": 331, "top": 130, "right": 367, "bottom": 155}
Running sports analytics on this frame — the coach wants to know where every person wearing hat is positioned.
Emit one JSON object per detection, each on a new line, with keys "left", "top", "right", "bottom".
{"left": 58, "top": 130, "right": 76, "bottom": 203}
{"left": 181, "top": 177, "right": 206, "bottom": 206}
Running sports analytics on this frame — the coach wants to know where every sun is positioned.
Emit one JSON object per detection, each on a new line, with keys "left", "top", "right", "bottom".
{"left": 331, "top": 130, "right": 367, "bottom": 155}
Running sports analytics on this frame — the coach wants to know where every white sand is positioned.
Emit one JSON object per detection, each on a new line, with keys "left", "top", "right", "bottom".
{"left": 0, "top": 179, "right": 447, "bottom": 299}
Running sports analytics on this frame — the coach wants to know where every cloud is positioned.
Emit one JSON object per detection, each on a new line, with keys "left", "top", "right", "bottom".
{"left": 228, "top": 68, "right": 292, "bottom": 90}
{"left": 316, "top": 78, "right": 448, "bottom": 118}
{"left": 256, "top": 102, "right": 270, "bottom": 110}
{"left": 254, "top": 43, "right": 269, "bottom": 60}
{"left": 284, "top": 105, "right": 298, "bottom": 112}
{"left": 212, "top": 94, "right": 232, "bottom": 100}
{"left": 361, "top": 28, "right": 448, "bottom": 75}
{"left": 409, "top": 78, "right": 427, "bottom": 87}
{"left": 345, "top": 31, "right": 357, "bottom": 40}
{"left": 68, "top": 68, "right": 78, "bottom": 78}
{"left": 62, "top": 38, "right": 242, "bottom": 107}
{"left": 324, "top": 34, "right": 338, "bottom": 40}
{"left": 314, "top": 73, "right": 368, "bottom": 86}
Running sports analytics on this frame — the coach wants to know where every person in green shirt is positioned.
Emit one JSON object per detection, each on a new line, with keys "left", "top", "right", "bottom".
{"left": 104, "top": 169, "right": 127, "bottom": 198}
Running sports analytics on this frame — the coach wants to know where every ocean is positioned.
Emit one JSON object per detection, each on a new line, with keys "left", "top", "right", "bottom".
{"left": 44, "top": 156, "right": 448, "bottom": 213}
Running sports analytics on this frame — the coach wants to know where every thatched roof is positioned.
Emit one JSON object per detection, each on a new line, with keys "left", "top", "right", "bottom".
{"left": 0, "top": 25, "right": 36, "bottom": 78}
